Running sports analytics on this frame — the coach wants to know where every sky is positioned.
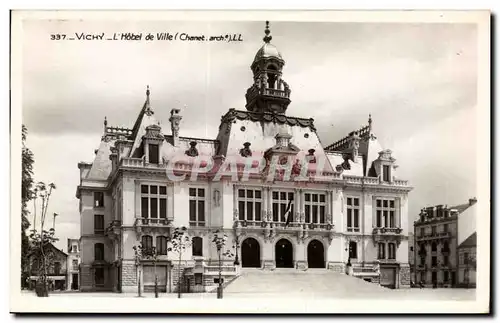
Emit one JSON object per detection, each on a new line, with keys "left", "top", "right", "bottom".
{"left": 21, "top": 20, "right": 479, "bottom": 250}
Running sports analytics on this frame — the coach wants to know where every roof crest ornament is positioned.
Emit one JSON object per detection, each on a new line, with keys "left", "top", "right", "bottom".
{"left": 263, "top": 21, "right": 272, "bottom": 43}
{"left": 145, "top": 85, "right": 154, "bottom": 116}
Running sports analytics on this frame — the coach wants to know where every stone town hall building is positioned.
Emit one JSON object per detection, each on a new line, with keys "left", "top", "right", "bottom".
{"left": 76, "top": 22, "right": 413, "bottom": 293}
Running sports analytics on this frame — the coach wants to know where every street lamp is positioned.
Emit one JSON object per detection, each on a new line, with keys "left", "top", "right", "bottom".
{"left": 132, "top": 243, "right": 143, "bottom": 297}
{"left": 211, "top": 230, "right": 234, "bottom": 299}
{"left": 233, "top": 237, "right": 240, "bottom": 266}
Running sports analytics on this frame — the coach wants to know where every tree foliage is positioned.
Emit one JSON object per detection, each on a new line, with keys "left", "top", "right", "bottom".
{"left": 21, "top": 125, "right": 35, "bottom": 285}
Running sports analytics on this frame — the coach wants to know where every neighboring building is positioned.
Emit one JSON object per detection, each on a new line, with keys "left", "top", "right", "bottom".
{"left": 413, "top": 198, "right": 477, "bottom": 287}
{"left": 67, "top": 238, "right": 81, "bottom": 290}
{"left": 408, "top": 232, "right": 415, "bottom": 284}
{"left": 28, "top": 243, "right": 68, "bottom": 291}
{"left": 457, "top": 232, "right": 476, "bottom": 288}
{"left": 76, "top": 22, "right": 413, "bottom": 293}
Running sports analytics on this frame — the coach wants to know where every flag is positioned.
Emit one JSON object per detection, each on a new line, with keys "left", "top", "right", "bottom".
{"left": 284, "top": 196, "right": 294, "bottom": 227}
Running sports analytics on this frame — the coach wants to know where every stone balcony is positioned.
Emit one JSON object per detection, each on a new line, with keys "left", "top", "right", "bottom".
{"left": 343, "top": 175, "right": 409, "bottom": 188}
{"left": 120, "top": 157, "right": 167, "bottom": 169}
{"left": 371, "top": 227, "right": 403, "bottom": 246}
{"left": 234, "top": 220, "right": 334, "bottom": 232}
{"left": 415, "top": 232, "right": 452, "bottom": 241}
{"left": 134, "top": 217, "right": 173, "bottom": 234}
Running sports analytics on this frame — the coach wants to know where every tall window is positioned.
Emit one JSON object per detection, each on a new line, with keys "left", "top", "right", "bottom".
{"left": 94, "top": 192, "right": 104, "bottom": 208}
{"left": 443, "top": 241, "right": 450, "bottom": 252}
{"left": 54, "top": 262, "right": 61, "bottom": 275}
{"left": 149, "top": 144, "right": 159, "bottom": 164}
{"left": 346, "top": 197, "right": 360, "bottom": 232}
{"left": 375, "top": 198, "right": 395, "bottom": 228}
{"left": 464, "top": 252, "right": 469, "bottom": 265}
{"left": 72, "top": 259, "right": 78, "bottom": 270}
{"left": 444, "top": 271, "right": 449, "bottom": 282}
{"left": 431, "top": 242, "right": 437, "bottom": 252}
{"left": 388, "top": 243, "right": 396, "bottom": 259}
{"left": 94, "top": 214, "right": 104, "bottom": 234}
{"left": 156, "top": 236, "right": 168, "bottom": 255}
{"left": 272, "top": 191, "right": 294, "bottom": 222}
{"left": 189, "top": 188, "right": 206, "bottom": 226}
{"left": 383, "top": 165, "right": 391, "bottom": 182}
{"left": 95, "top": 268, "right": 104, "bottom": 287}
{"left": 443, "top": 255, "right": 449, "bottom": 266}
{"left": 420, "top": 228, "right": 425, "bottom": 237}
{"left": 431, "top": 226, "right": 437, "bottom": 235}
{"left": 431, "top": 256, "right": 437, "bottom": 267}
{"left": 304, "top": 192, "right": 326, "bottom": 224}
{"left": 141, "top": 185, "right": 167, "bottom": 220}
{"left": 443, "top": 223, "right": 449, "bottom": 233}
{"left": 349, "top": 241, "right": 357, "bottom": 259}
{"left": 238, "top": 189, "right": 262, "bottom": 222}
{"left": 420, "top": 256, "right": 425, "bottom": 265}
{"left": 141, "top": 235, "right": 153, "bottom": 251}
{"left": 192, "top": 237, "right": 203, "bottom": 257}
{"left": 94, "top": 243, "right": 104, "bottom": 261}
{"left": 377, "top": 243, "right": 385, "bottom": 259}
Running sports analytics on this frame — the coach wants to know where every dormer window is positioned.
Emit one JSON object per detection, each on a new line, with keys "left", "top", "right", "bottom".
{"left": 383, "top": 165, "right": 391, "bottom": 182}
{"left": 149, "top": 144, "right": 159, "bottom": 164}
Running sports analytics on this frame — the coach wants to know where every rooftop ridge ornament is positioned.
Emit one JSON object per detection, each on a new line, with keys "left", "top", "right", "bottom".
{"left": 263, "top": 21, "right": 272, "bottom": 43}
{"left": 368, "top": 113, "right": 372, "bottom": 130}
{"left": 145, "top": 85, "right": 154, "bottom": 116}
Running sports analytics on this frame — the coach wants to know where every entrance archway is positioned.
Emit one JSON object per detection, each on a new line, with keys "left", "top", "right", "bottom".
{"left": 241, "top": 238, "right": 261, "bottom": 268}
{"left": 275, "top": 239, "right": 294, "bottom": 268}
{"left": 307, "top": 239, "right": 325, "bottom": 268}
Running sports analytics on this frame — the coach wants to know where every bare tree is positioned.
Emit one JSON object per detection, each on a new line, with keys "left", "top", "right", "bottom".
{"left": 167, "top": 226, "right": 191, "bottom": 298}
{"left": 28, "top": 181, "right": 58, "bottom": 297}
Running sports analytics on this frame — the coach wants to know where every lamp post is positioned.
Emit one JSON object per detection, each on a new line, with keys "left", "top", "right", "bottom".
{"left": 233, "top": 237, "right": 240, "bottom": 266}
{"left": 345, "top": 239, "right": 352, "bottom": 273}
{"left": 132, "top": 243, "right": 143, "bottom": 297}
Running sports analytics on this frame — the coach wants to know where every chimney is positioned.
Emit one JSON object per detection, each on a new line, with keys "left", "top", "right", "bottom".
{"left": 469, "top": 197, "right": 477, "bottom": 206}
{"left": 169, "top": 108, "right": 182, "bottom": 147}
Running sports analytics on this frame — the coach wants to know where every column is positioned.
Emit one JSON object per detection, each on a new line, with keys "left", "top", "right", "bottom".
{"left": 294, "top": 188, "right": 299, "bottom": 223}
{"left": 263, "top": 186, "right": 268, "bottom": 221}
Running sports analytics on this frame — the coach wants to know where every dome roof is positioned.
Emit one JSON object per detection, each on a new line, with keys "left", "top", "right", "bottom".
{"left": 254, "top": 43, "right": 283, "bottom": 62}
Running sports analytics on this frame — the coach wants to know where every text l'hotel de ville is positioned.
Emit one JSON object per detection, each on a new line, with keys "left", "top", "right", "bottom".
{"left": 50, "top": 32, "right": 244, "bottom": 42}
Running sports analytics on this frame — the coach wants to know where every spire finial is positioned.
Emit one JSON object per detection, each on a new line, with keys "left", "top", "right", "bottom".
{"left": 144, "top": 85, "right": 154, "bottom": 115}
{"left": 104, "top": 116, "right": 107, "bottom": 127}
{"left": 263, "top": 21, "right": 272, "bottom": 43}
{"left": 368, "top": 113, "right": 372, "bottom": 129}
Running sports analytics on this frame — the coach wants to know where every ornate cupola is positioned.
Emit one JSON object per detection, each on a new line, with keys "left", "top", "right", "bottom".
{"left": 245, "top": 21, "right": 291, "bottom": 114}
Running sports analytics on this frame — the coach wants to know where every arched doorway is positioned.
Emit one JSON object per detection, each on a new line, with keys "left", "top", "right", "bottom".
{"left": 241, "top": 238, "right": 261, "bottom": 268}
{"left": 275, "top": 239, "right": 294, "bottom": 268}
{"left": 307, "top": 239, "right": 325, "bottom": 268}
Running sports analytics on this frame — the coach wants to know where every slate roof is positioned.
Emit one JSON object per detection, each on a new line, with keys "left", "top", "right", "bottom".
{"left": 458, "top": 232, "right": 477, "bottom": 248}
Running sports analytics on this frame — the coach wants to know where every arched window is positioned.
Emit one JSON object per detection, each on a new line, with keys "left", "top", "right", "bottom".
{"left": 156, "top": 236, "right": 168, "bottom": 255}
{"left": 192, "top": 237, "right": 203, "bottom": 257}
{"left": 94, "top": 243, "right": 104, "bottom": 261}
{"left": 141, "top": 235, "right": 153, "bottom": 251}
{"left": 377, "top": 243, "right": 385, "bottom": 259}
{"left": 431, "top": 242, "right": 437, "bottom": 252}
{"left": 267, "top": 65, "right": 278, "bottom": 89}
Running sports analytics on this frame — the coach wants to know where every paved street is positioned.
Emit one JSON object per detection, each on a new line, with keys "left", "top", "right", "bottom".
{"left": 20, "top": 288, "right": 475, "bottom": 301}
{"left": 19, "top": 269, "right": 476, "bottom": 301}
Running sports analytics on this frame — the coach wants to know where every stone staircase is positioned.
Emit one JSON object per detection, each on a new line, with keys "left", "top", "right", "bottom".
{"left": 224, "top": 268, "right": 389, "bottom": 298}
